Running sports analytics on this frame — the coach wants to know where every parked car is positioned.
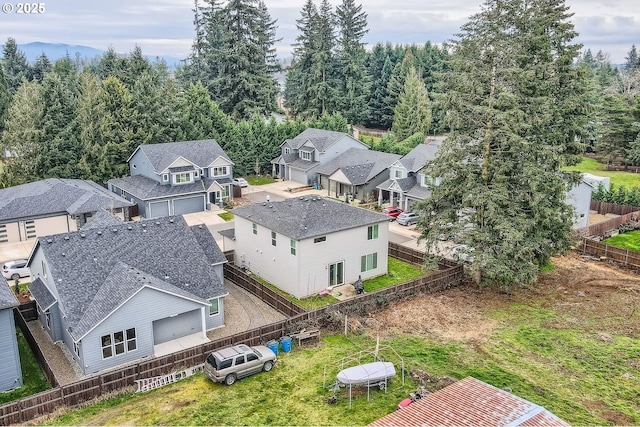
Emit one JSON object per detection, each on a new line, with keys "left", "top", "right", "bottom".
{"left": 397, "top": 212, "right": 419, "bottom": 226}
{"left": 204, "top": 344, "right": 276, "bottom": 385}
{"left": 2, "top": 259, "right": 30, "bottom": 281}
{"left": 382, "top": 207, "right": 403, "bottom": 221}
{"left": 233, "top": 177, "right": 249, "bottom": 188}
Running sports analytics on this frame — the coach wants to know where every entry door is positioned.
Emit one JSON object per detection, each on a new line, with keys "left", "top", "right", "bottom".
{"left": 329, "top": 261, "right": 344, "bottom": 287}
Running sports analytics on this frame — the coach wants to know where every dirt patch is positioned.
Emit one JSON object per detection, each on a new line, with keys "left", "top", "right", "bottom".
{"left": 366, "top": 252, "right": 640, "bottom": 343}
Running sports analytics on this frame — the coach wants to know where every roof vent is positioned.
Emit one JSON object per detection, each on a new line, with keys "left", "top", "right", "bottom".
{"left": 47, "top": 238, "right": 53, "bottom": 243}
{"left": 169, "top": 218, "right": 174, "bottom": 223}
{"left": 127, "top": 225, "right": 132, "bottom": 230}
{"left": 142, "top": 223, "right": 147, "bottom": 228}
{"left": 62, "top": 252, "right": 65, "bottom": 257}
{"left": 155, "top": 221, "right": 160, "bottom": 225}
{"left": 199, "top": 225, "right": 203, "bottom": 229}
{"left": 97, "top": 231, "right": 102, "bottom": 235}
{"left": 64, "top": 236, "right": 70, "bottom": 240}
{"left": 80, "top": 233, "right": 86, "bottom": 238}
{"left": 112, "top": 228, "right": 118, "bottom": 233}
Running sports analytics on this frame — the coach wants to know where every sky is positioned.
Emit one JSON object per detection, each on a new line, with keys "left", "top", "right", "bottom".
{"left": 0, "top": 0, "right": 638, "bottom": 64}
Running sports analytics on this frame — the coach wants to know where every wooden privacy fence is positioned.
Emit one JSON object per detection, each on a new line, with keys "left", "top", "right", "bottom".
{"left": 0, "top": 245, "right": 464, "bottom": 426}
{"left": 574, "top": 210, "right": 640, "bottom": 238}
{"left": 590, "top": 200, "right": 640, "bottom": 216}
{"left": 575, "top": 238, "right": 640, "bottom": 270}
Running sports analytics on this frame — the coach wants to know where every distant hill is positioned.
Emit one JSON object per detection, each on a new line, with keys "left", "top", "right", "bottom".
{"left": 12, "top": 42, "right": 184, "bottom": 68}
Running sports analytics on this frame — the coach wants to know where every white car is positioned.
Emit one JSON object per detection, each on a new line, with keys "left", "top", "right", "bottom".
{"left": 233, "top": 177, "right": 249, "bottom": 188}
{"left": 2, "top": 259, "right": 31, "bottom": 280}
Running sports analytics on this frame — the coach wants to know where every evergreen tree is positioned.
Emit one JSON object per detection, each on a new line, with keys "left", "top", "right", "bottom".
{"left": 365, "top": 43, "right": 394, "bottom": 128}
{"left": 0, "top": 65, "right": 10, "bottom": 135}
{"left": 132, "top": 71, "right": 181, "bottom": 144}
{"left": 335, "top": 0, "right": 369, "bottom": 124}
{"left": 1, "top": 38, "right": 31, "bottom": 93}
{"left": 32, "top": 53, "right": 53, "bottom": 83}
{"left": 178, "top": 82, "right": 231, "bottom": 142}
{"left": 76, "top": 71, "right": 106, "bottom": 180}
{"left": 391, "top": 66, "right": 432, "bottom": 141}
{"left": 0, "top": 79, "right": 44, "bottom": 186}
{"left": 625, "top": 44, "right": 640, "bottom": 71}
{"left": 385, "top": 49, "right": 417, "bottom": 128}
{"left": 416, "top": 0, "right": 591, "bottom": 287}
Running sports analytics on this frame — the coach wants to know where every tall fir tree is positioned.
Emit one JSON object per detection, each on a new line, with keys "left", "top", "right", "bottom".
{"left": 416, "top": 0, "right": 591, "bottom": 287}
{"left": 1, "top": 38, "right": 31, "bottom": 94}
{"left": 0, "top": 64, "right": 10, "bottom": 135}
{"left": 335, "top": 0, "right": 369, "bottom": 124}
{"left": 32, "top": 53, "right": 53, "bottom": 83}
{"left": 625, "top": 45, "right": 640, "bottom": 71}
{"left": 391, "top": 66, "right": 432, "bottom": 141}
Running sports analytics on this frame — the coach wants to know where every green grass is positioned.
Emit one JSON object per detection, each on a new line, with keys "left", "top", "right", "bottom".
{"left": 363, "top": 258, "right": 429, "bottom": 292}
{"left": 359, "top": 135, "right": 382, "bottom": 147}
{"left": 564, "top": 157, "right": 640, "bottom": 189}
{"left": 246, "top": 175, "right": 277, "bottom": 186}
{"left": 603, "top": 230, "right": 640, "bottom": 251}
{"left": 0, "top": 329, "right": 50, "bottom": 405}
{"left": 217, "top": 211, "right": 234, "bottom": 222}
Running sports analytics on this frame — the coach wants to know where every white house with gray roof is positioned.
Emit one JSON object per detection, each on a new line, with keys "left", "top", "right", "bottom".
{"left": 108, "top": 139, "right": 234, "bottom": 219}
{"left": 27, "top": 216, "right": 227, "bottom": 375}
{"left": 0, "top": 281, "right": 22, "bottom": 391}
{"left": 376, "top": 137, "right": 444, "bottom": 211}
{"left": 271, "top": 128, "right": 368, "bottom": 185}
{"left": 0, "top": 178, "right": 134, "bottom": 244}
{"left": 230, "top": 197, "right": 389, "bottom": 299}
{"left": 314, "top": 148, "right": 401, "bottom": 202}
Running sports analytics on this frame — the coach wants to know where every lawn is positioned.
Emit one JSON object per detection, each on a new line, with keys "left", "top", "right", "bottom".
{"left": 603, "top": 230, "right": 640, "bottom": 251}
{"left": 0, "top": 329, "right": 50, "bottom": 405}
{"left": 251, "top": 257, "right": 427, "bottom": 310}
{"left": 564, "top": 157, "right": 640, "bottom": 189}
{"left": 246, "top": 175, "right": 277, "bottom": 186}
{"left": 217, "top": 211, "right": 234, "bottom": 222}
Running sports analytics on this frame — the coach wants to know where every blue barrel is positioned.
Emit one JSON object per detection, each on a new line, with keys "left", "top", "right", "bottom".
{"left": 281, "top": 336, "right": 292, "bottom": 353}
{"left": 266, "top": 339, "right": 279, "bottom": 355}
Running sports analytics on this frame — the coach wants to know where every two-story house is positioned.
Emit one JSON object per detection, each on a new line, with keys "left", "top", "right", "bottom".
{"left": 27, "top": 215, "right": 228, "bottom": 375}
{"left": 108, "top": 139, "right": 234, "bottom": 219}
{"left": 229, "top": 196, "right": 389, "bottom": 299}
{"left": 271, "top": 128, "right": 369, "bottom": 186}
{"left": 0, "top": 178, "right": 134, "bottom": 243}
{"left": 376, "top": 138, "right": 444, "bottom": 211}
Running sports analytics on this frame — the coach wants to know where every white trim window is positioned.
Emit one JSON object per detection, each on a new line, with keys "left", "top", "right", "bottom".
{"left": 271, "top": 231, "right": 277, "bottom": 246}
{"left": 300, "top": 151, "right": 312, "bottom": 161}
{"left": 394, "top": 169, "right": 403, "bottom": 179}
{"left": 367, "top": 224, "right": 379, "bottom": 240}
{"left": 209, "top": 298, "right": 220, "bottom": 316}
{"left": 162, "top": 173, "right": 169, "bottom": 182}
{"left": 73, "top": 341, "right": 80, "bottom": 357}
{"left": 361, "top": 252, "right": 378, "bottom": 272}
{"left": 213, "top": 166, "right": 228, "bottom": 177}
{"left": 174, "top": 172, "right": 192, "bottom": 184}
{"left": 252, "top": 223, "right": 258, "bottom": 235}
{"left": 101, "top": 328, "right": 137, "bottom": 359}
{"left": 290, "top": 239, "right": 296, "bottom": 255}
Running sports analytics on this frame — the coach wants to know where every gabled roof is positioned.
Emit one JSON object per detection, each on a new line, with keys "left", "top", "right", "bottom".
{"left": 29, "top": 216, "right": 227, "bottom": 341}
{"left": 233, "top": 196, "right": 387, "bottom": 240}
{"left": 108, "top": 174, "right": 211, "bottom": 200}
{"left": 0, "top": 278, "right": 19, "bottom": 310}
{"left": 369, "top": 377, "right": 570, "bottom": 427}
{"left": 315, "top": 148, "right": 401, "bottom": 185}
{"left": 399, "top": 138, "right": 444, "bottom": 172}
{"left": 80, "top": 210, "right": 124, "bottom": 231}
{"left": 29, "top": 278, "right": 57, "bottom": 311}
{"left": 280, "top": 128, "right": 367, "bottom": 153}
{"left": 130, "top": 139, "right": 232, "bottom": 172}
{"left": 0, "top": 178, "right": 134, "bottom": 222}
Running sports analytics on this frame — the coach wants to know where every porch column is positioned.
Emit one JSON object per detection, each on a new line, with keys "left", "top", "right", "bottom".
{"left": 378, "top": 188, "right": 382, "bottom": 206}
{"left": 200, "top": 307, "right": 207, "bottom": 339}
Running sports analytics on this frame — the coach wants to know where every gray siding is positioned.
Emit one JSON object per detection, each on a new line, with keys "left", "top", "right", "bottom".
{"left": 205, "top": 296, "right": 224, "bottom": 330}
{"left": 129, "top": 150, "right": 160, "bottom": 183}
{"left": 37, "top": 301, "right": 63, "bottom": 342}
{"left": 0, "top": 308, "right": 22, "bottom": 391}
{"left": 80, "top": 287, "right": 207, "bottom": 374}
{"left": 153, "top": 309, "right": 201, "bottom": 344}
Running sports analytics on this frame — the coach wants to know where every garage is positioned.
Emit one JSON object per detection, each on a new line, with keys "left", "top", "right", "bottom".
{"left": 173, "top": 195, "right": 205, "bottom": 215}
{"left": 152, "top": 309, "right": 202, "bottom": 345}
{"left": 148, "top": 200, "right": 170, "bottom": 218}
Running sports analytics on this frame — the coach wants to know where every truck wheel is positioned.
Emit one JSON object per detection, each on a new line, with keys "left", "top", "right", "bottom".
{"left": 224, "top": 374, "right": 236, "bottom": 386}
{"left": 263, "top": 361, "right": 273, "bottom": 372}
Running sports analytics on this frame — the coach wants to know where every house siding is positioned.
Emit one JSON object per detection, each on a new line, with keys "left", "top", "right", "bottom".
{"left": 0, "top": 214, "right": 74, "bottom": 244}
{"left": 567, "top": 181, "right": 593, "bottom": 230}
{"left": 235, "top": 216, "right": 388, "bottom": 298}
{"left": 129, "top": 150, "right": 159, "bottom": 183}
{"left": 0, "top": 308, "right": 22, "bottom": 391}
{"left": 80, "top": 287, "right": 208, "bottom": 375}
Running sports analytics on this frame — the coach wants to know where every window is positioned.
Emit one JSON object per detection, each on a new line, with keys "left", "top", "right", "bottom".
{"left": 101, "top": 328, "right": 137, "bottom": 359}
{"left": 222, "top": 185, "right": 230, "bottom": 198}
{"left": 174, "top": 172, "right": 191, "bottom": 184}
{"left": 213, "top": 166, "right": 228, "bottom": 176}
{"left": 314, "top": 236, "right": 326, "bottom": 243}
{"left": 73, "top": 341, "right": 80, "bottom": 357}
{"left": 252, "top": 223, "right": 257, "bottom": 235}
{"left": 209, "top": 298, "right": 220, "bottom": 316}
{"left": 235, "top": 355, "right": 245, "bottom": 365}
{"left": 394, "top": 169, "right": 403, "bottom": 179}
{"left": 271, "top": 231, "right": 277, "bottom": 246}
{"left": 367, "top": 224, "right": 379, "bottom": 240}
{"left": 361, "top": 253, "right": 378, "bottom": 272}
{"left": 290, "top": 239, "right": 296, "bottom": 255}
{"left": 301, "top": 151, "right": 311, "bottom": 161}
{"left": 45, "top": 310, "right": 51, "bottom": 329}
{"left": 42, "top": 260, "right": 47, "bottom": 278}
{"left": 247, "top": 353, "right": 258, "bottom": 362}
{"left": 162, "top": 174, "right": 169, "bottom": 182}
{"left": 195, "top": 170, "right": 199, "bottom": 178}
{"left": 284, "top": 148, "right": 290, "bottom": 154}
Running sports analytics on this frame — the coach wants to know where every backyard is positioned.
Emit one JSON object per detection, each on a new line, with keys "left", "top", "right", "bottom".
{"left": 565, "top": 157, "right": 640, "bottom": 188}
{"left": 31, "top": 252, "right": 640, "bottom": 426}
{"left": 603, "top": 230, "right": 640, "bottom": 251}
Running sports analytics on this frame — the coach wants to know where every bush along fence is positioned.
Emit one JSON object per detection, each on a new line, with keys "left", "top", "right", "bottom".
{"left": 1, "top": 244, "right": 463, "bottom": 426}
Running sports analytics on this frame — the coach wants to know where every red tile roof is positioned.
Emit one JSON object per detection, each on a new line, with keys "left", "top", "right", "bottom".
{"left": 369, "top": 377, "right": 570, "bottom": 427}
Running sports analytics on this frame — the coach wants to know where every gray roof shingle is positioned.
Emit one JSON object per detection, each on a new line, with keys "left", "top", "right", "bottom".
{"left": 0, "top": 178, "right": 134, "bottom": 222}
{"left": 134, "top": 139, "right": 231, "bottom": 172}
{"left": 232, "top": 196, "right": 387, "bottom": 240}
{"left": 108, "top": 175, "right": 209, "bottom": 200}
{"left": 33, "top": 216, "right": 227, "bottom": 340}
{"left": 28, "top": 277, "right": 57, "bottom": 310}
{"left": 80, "top": 210, "right": 124, "bottom": 231}
{"left": 282, "top": 128, "right": 365, "bottom": 153}
{"left": 399, "top": 138, "right": 443, "bottom": 172}
{"left": 315, "top": 148, "right": 401, "bottom": 185}
{"left": 0, "top": 278, "right": 19, "bottom": 310}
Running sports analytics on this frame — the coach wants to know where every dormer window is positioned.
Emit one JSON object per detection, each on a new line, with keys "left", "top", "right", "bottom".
{"left": 394, "top": 170, "right": 403, "bottom": 179}
{"left": 213, "top": 166, "right": 228, "bottom": 177}
{"left": 301, "top": 151, "right": 312, "bottom": 161}
{"left": 174, "top": 173, "right": 192, "bottom": 184}
{"left": 284, "top": 148, "right": 291, "bottom": 154}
